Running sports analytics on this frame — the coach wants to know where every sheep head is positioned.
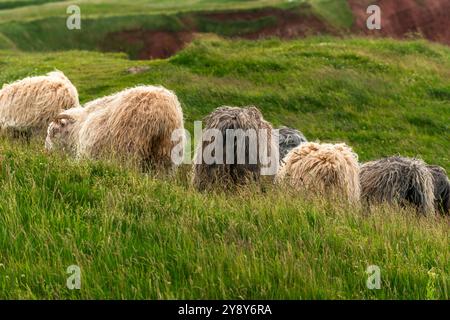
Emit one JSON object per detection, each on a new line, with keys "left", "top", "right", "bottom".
{"left": 45, "top": 114, "right": 76, "bottom": 153}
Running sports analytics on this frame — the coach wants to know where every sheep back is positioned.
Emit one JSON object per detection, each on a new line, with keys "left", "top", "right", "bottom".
{"left": 192, "top": 106, "right": 276, "bottom": 191}
{"left": 427, "top": 165, "right": 450, "bottom": 215}
{"left": 0, "top": 71, "right": 79, "bottom": 135}
{"left": 78, "top": 86, "right": 184, "bottom": 170}
{"left": 360, "top": 156, "right": 435, "bottom": 215}
{"left": 277, "top": 142, "right": 360, "bottom": 204}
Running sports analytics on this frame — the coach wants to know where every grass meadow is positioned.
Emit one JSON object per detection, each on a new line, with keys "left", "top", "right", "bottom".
{"left": 0, "top": 36, "right": 448, "bottom": 299}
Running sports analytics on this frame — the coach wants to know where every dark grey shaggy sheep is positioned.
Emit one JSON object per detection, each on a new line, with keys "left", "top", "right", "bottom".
{"left": 278, "top": 126, "right": 307, "bottom": 162}
{"left": 360, "top": 156, "right": 435, "bottom": 215}
{"left": 427, "top": 165, "right": 450, "bottom": 215}
{"left": 192, "top": 106, "right": 275, "bottom": 191}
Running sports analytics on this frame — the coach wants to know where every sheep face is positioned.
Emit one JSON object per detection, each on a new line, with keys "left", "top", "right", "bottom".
{"left": 45, "top": 114, "right": 76, "bottom": 153}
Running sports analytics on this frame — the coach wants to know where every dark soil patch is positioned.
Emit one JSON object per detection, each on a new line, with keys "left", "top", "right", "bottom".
{"left": 102, "top": 6, "right": 333, "bottom": 60}
{"left": 101, "top": 1, "right": 450, "bottom": 61}
{"left": 102, "top": 30, "right": 195, "bottom": 60}
{"left": 348, "top": 0, "right": 450, "bottom": 45}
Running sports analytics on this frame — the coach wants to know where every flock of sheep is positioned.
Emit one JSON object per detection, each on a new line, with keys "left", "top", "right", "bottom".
{"left": 0, "top": 71, "right": 449, "bottom": 216}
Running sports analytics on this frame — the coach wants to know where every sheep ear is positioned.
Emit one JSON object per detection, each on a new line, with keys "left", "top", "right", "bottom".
{"left": 53, "top": 114, "right": 75, "bottom": 125}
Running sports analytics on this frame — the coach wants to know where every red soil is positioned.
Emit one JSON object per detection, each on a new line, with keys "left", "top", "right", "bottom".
{"left": 348, "top": 0, "right": 450, "bottom": 45}
{"left": 103, "top": 1, "right": 450, "bottom": 60}
{"left": 103, "top": 7, "right": 333, "bottom": 60}
{"left": 104, "top": 30, "right": 195, "bottom": 60}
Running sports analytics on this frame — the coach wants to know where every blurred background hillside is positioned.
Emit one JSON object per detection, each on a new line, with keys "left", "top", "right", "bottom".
{"left": 0, "top": 0, "right": 448, "bottom": 59}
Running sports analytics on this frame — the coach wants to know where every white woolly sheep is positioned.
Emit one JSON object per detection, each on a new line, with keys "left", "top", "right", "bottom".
{"left": 0, "top": 70, "right": 79, "bottom": 137}
{"left": 45, "top": 85, "right": 184, "bottom": 171}
{"left": 276, "top": 142, "right": 360, "bottom": 204}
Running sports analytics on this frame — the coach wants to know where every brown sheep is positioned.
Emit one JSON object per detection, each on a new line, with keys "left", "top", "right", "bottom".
{"left": 192, "top": 106, "right": 278, "bottom": 191}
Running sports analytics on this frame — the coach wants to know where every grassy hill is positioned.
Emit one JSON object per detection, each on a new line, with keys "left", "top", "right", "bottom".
{"left": 0, "top": 1, "right": 350, "bottom": 23}
{"left": 0, "top": 36, "right": 449, "bottom": 299}
{"left": 0, "top": 0, "right": 355, "bottom": 57}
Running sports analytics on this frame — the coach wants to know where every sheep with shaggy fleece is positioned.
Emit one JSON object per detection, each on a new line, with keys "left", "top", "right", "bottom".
{"left": 426, "top": 165, "right": 449, "bottom": 215}
{"left": 0, "top": 71, "right": 79, "bottom": 137}
{"left": 276, "top": 142, "right": 360, "bottom": 204}
{"left": 360, "top": 157, "right": 435, "bottom": 215}
{"left": 45, "top": 85, "right": 184, "bottom": 171}
{"left": 278, "top": 126, "right": 307, "bottom": 163}
{"left": 192, "top": 106, "right": 277, "bottom": 191}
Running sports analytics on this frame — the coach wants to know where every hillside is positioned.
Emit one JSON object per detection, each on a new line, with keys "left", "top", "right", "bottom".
{"left": 0, "top": 0, "right": 345, "bottom": 59}
{"left": 0, "top": 37, "right": 449, "bottom": 299}
{"left": 0, "top": 0, "right": 449, "bottom": 59}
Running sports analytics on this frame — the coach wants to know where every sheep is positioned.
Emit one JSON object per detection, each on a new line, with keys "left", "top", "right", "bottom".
{"left": 278, "top": 126, "right": 307, "bottom": 163}
{"left": 427, "top": 165, "right": 450, "bottom": 215}
{"left": 0, "top": 70, "right": 79, "bottom": 138}
{"left": 45, "top": 85, "right": 184, "bottom": 172}
{"left": 192, "top": 106, "right": 277, "bottom": 191}
{"left": 360, "top": 156, "right": 435, "bottom": 215}
{"left": 276, "top": 142, "right": 360, "bottom": 204}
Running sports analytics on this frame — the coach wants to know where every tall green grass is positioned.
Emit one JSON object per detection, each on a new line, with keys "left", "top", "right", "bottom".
{"left": 0, "top": 136, "right": 448, "bottom": 299}
{"left": 0, "top": 37, "right": 449, "bottom": 299}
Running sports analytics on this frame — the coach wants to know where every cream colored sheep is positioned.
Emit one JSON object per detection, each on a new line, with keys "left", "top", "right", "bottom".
{"left": 276, "top": 142, "right": 360, "bottom": 204}
{"left": 0, "top": 70, "right": 79, "bottom": 137}
{"left": 46, "top": 85, "right": 184, "bottom": 171}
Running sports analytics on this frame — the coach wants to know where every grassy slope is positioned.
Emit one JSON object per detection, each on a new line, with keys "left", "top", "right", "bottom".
{"left": 0, "top": 10, "right": 292, "bottom": 53}
{"left": 0, "top": 4, "right": 295, "bottom": 52}
{"left": 0, "top": 0, "right": 294, "bottom": 23}
{"left": 0, "top": 0, "right": 354, "bottom": 54}
{"left": 0, "top": 0, "right": 352, "bottom": 27}
{"left": 0, "top": 37, "right": 449, "bottom": 299}
{"left": 309, "top": 0, "right": 353, "bottom": 28}
{"left": 0, "top": 0, "right": 62, "bottom": 11}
